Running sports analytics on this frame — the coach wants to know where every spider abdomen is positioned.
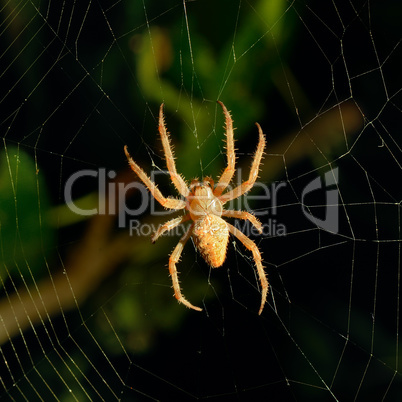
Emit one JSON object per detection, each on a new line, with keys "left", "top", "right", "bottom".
{"left": 192, "top": 215, "right": 229, "bottom": 268}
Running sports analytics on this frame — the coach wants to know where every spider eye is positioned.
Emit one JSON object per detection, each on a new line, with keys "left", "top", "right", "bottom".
{"left": 189, "top": 178, "right": 201, "bottom": 191}
{"left": 203, "top": 177, "right": 214, "bottom": 188}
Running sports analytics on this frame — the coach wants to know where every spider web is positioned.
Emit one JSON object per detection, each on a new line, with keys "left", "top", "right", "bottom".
{"left": 0, "top": 0, "right": 401, "bottom": 400}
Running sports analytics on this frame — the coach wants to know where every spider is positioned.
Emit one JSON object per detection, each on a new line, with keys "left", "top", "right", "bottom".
{"left": 124, "top": 101, "right": 268, "bottom": 314}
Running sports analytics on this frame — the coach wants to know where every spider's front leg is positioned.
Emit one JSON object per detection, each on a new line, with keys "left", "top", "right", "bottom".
{"left": 214, "top": 101, "right": 236, "bottom": 197}
{"left": 124, "top": 146, "right": 186, "bottom": 210}
{"left": 169, "top": 224, "right": 202, "bottom": 312}
{"left": 219, "top": 123, "right": 266, "bottom": 204}
{"left": 158, "top": 104, "right": 190, "bottom": 198}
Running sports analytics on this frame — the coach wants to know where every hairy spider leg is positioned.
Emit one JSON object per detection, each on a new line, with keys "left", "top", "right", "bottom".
{"left": 214, "top": 101, "right": 236, "bottom": 197}
{"left": 158, "top": 104, "right": 190, "bottom": 197}
{"left": 151, "top": 214, "right": 191, "bottom": 243}
{"left": 219, "top": 123, "right": 266, "bottom": 204}
{"left": 169, "top": 223, "right": 203, "bottom": 312}
{"left": 124, "top": 146, "right": 186, "bottom": 210}
{"left": 221, "top": 210, "right": 263, "bottom": 234}
{"left": 226, "top": 222, "right": 268, "bottom": 315}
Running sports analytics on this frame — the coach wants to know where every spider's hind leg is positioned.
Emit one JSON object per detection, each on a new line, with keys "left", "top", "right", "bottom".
{"left": 169, "top": 223, "right": 202, "bottom": 312}
{"left": 226, "top": 222, "right": 268, "bottom": 315}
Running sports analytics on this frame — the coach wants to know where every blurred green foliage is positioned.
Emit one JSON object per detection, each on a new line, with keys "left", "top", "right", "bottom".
{"left": 131, "top": 0, "right": 297, "bottom": 177}
{"left": 0, "top": 146, "right": 54, "bottom": 282}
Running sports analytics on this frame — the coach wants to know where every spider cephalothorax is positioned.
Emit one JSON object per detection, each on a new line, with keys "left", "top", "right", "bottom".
{"left": 124, "top": 101, "right": 268, "bottom": 314}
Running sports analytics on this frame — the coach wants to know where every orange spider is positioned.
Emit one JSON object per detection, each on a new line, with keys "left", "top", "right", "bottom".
{"left": 124, "top": 101, "right": 268, "bottom": 314}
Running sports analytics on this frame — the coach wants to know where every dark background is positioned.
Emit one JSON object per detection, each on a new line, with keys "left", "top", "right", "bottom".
{"left": 0, "top": 0, "right": 401, "bottom": 400}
